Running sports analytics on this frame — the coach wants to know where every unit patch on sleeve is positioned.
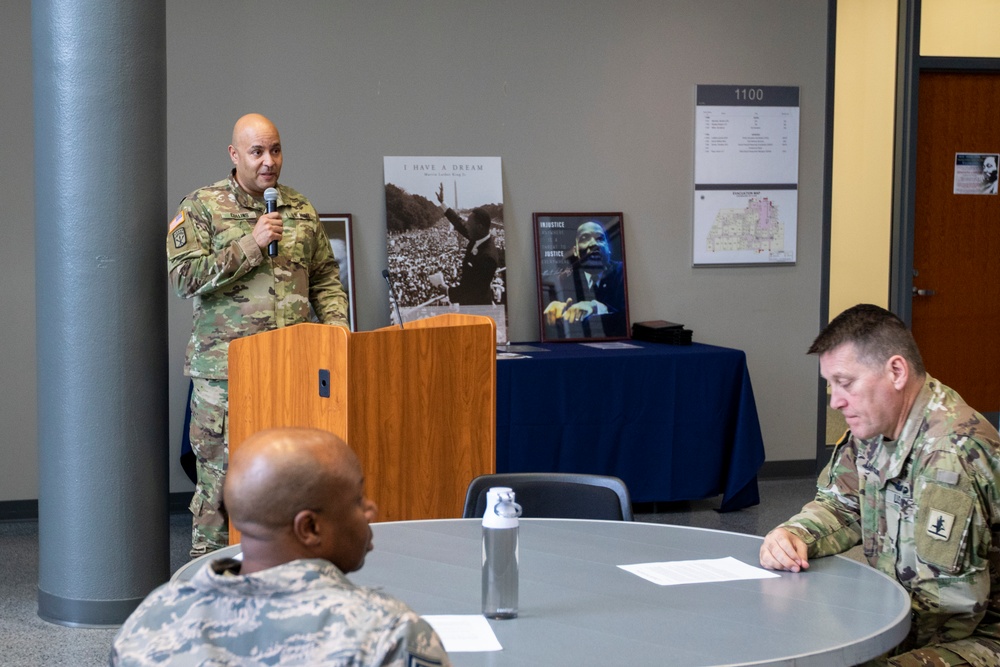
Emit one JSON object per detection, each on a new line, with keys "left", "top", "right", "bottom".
{"left": 916, "top": 481, "right": 973, "bottom": 574}
{"left": 168, "top": 210, "right": 192, "bottom": 253}
{"left": 926, "top": 508, "right": 955, "bottom": 541}
{"left": 172, "top": 227, "right": 188, "bottom": 249}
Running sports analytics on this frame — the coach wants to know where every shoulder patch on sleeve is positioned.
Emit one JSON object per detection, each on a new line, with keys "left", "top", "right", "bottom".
{"left": 167, "top": 209, "right": 196, "bottom": 258}
{"left": 168, "top": 210, "right": 185, "bottom": 233}
{"left": 916, "top": 481, "right": 974, "bottom": 574}
{"left": 171, "top": 226, "right": 188, "bottom": 249}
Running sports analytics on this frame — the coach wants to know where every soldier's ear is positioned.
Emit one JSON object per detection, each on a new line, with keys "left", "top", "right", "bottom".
{"left": 291, "top": 509, "right": 322, "bottom": 546}
{"left": 885, "top": 355, "right": 909, "bottom": 390}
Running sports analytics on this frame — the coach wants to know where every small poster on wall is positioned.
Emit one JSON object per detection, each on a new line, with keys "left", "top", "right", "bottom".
{"left": 953, "top": 152, "right": 998, "bottom": 195}
{"left": 383, "top": 156, "right": 508, "bottom": 344}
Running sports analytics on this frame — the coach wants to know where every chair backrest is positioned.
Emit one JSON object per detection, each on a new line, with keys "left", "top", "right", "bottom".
{"left": 463, "top": 472, "right": 633, "bottom": 521}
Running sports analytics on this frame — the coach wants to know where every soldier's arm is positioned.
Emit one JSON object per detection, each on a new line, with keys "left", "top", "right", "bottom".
{"left": 166, "top": 198, "right": 264, "bottom": 298}
{"left": 373, "top": 612, "right": 451, "bottom": 667}
{"left": 778, "top": 437, "right": 864, "bottom": 558}
{"left": 908, "top": 558, "right": 989, "bottom": 646}
{"left": 907, "top": 444, "right": 996, "bottom": 645}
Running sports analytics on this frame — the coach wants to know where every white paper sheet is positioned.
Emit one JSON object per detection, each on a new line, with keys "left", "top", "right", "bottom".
{"left": 618, "top": 556, "right": 780, "bottom": 586}
{"left": 422, "top": 615, "right": 503, "bottom": 653}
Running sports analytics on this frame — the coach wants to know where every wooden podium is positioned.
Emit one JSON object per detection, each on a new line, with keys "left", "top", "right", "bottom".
{"left": 227, "top": 314, "right": 496, "bottom": 542}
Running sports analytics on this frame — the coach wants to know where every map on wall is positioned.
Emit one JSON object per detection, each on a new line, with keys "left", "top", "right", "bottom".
{"left": 693, "top": 85, "right": 800, "bottom": 266}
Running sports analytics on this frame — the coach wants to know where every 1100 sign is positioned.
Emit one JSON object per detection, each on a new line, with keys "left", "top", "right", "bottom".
{"left": 734, "top": 88, "right": 764, "bottom": 101}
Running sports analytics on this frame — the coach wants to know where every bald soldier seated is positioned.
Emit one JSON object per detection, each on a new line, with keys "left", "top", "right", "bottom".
{"left": 110, "top": 428, "right": 451, "bottom": 667}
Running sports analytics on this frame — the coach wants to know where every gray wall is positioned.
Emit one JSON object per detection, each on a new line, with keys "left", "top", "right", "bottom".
{"left": 2, "top": 0, "right": 39, "bottom": 503}
{"left": 2, "top": 0, "right": 829, "bottom": 502}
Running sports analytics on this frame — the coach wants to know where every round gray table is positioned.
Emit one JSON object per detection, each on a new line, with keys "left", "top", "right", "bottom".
{"left": 174, "top": 519, "right": 911, "bottom": 666}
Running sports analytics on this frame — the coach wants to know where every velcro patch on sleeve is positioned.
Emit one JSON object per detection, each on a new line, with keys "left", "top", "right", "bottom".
{"left": 916, "top": 481, "right": 974, "bottom": 574}
{"left": 172, "top": 227, "right": 187, "bottom": 249}
{"left": 167, "top": 209, "right": 195, "bottom": 257}
{"left": 168, "top": 210, "right": 185, "bottom": 233}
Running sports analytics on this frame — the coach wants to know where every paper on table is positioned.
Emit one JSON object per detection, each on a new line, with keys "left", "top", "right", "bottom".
{"left": 581, "top": 341, "right": 642, "bottom": 350}
{"left": 507, "top": 344, "right": 548, "bottom": 353}
{"left": 618, "top": 556, "right": 780, "bottom": 586}
{"left": 422, "top": 615, "right": 503, "bottom": 653}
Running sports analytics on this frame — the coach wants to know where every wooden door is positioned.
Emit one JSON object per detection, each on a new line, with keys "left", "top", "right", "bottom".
{"left": 912, "top": 71, "right": 1000, "bottom": 421}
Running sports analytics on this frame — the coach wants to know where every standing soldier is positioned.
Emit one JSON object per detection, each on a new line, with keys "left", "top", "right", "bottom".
{"left": 167, "top": 113, "right": 348, "bottom": 557}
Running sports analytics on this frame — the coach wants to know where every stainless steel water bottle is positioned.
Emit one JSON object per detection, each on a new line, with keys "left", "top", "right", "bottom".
{"left": 482, "top": 487, "right": 522, "bottom": 619}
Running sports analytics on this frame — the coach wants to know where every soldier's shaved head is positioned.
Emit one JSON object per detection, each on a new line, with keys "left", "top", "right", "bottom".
{"left": 231, "top": 113, "right": 277, "bottom": 148}
{"left": 228, "top": 113, "right": 282, "bottom": 196}
{"left": 224, "top": 428, "right": 376, "bottom": 574}
{"left": 225, "top": 428, "right": 348, "bottom": 532}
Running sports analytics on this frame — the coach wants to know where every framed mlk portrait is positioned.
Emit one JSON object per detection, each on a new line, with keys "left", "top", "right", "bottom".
{"left": 319, "top": 214, "right": 357, "bottom": 331}
{"left": 533, "top": 212, "right": 630, "bottom": 342}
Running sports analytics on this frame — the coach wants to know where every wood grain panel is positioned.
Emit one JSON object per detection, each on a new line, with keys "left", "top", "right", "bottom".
{"left": 226, "top": 316, "right": 496, "bottom": 543}
{"left": 227, "top": 323, "right": 350, "bottom": 542}
{"left": 350, "top": 314, "right": 496, "bottom": 521}
{"left": 913, "top": 71, "right": 1000, "bottom": 413}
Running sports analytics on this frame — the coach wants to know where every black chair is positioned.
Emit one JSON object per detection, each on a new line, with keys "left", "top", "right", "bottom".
{"left": 463, "top": 472, "right": 634, "bottom": 521}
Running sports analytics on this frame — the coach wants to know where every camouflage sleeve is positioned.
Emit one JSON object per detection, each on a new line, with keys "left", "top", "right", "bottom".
{"left": 166, "top": 198, "right": 264, "bottom": 299}
{"left": 306, "top": 214, "right": 349, "bottom": 326}
{"left": 374, "top": 612, "right": 451, "bottom": 667}
{"left": 907, "top": 443, "right": 996, "bottom": 645}
{"left": 782, "top": 437, "right": 864, "bottom": 557}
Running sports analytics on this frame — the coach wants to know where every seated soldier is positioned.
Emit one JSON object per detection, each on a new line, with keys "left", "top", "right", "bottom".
{"left": 110, "top": 427, "right": 450, "bottom": 666}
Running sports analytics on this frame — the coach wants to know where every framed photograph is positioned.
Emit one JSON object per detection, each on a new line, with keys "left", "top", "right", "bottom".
{"left": 382, "top": 156, "right": 509, "bottom": 345}
{"left": 319, "top": 213, "right": 357, "bottom": 331}
{"left": 533, "top": 212, "right": 630, "bottom": 342}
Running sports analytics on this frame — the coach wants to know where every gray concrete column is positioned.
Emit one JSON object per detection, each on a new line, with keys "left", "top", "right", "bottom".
{"left": 32, "top": 0, "right": 168, "bottom": 626}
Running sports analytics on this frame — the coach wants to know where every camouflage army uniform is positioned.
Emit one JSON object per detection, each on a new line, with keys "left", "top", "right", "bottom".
{"left": 110, "top": 558, "right": 451, "bottom": 666}
{"left": 781, "top": 376, "right": 1000, "bottom": 666}
{"left": 167, "top": 171, "right": 348, "bottom": 556}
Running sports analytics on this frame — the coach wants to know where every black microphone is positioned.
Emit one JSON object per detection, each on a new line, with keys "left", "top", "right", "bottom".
{"left": 264, "top": 187, "right": 279, "bottom": 257}
{"left": 382, "top": 269, "right": 405, "bottom": 329}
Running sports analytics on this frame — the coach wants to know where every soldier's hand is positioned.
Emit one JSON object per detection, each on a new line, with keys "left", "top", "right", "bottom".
{"left": 760, "top": 528, "right": 810, "bottom": 572}
{"left": 252, "top": 212, "right": 283, "bottom": 251}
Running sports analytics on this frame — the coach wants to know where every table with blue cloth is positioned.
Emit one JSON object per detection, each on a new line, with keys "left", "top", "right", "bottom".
{"left": 496, "top": 341, "right": 765, "bottom": 512}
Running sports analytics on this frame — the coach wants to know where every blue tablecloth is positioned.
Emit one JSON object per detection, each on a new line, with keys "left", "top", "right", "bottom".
{"left": 496, "top": 341, "right": 765, "bottom": 511}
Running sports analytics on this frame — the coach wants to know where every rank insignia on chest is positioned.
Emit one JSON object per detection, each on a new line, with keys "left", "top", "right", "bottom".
{"left": 172, "top": 227, "right": 187, "bottom": 249}
{"left": 926, "top": 508, "right": 955, "bottom": 541}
